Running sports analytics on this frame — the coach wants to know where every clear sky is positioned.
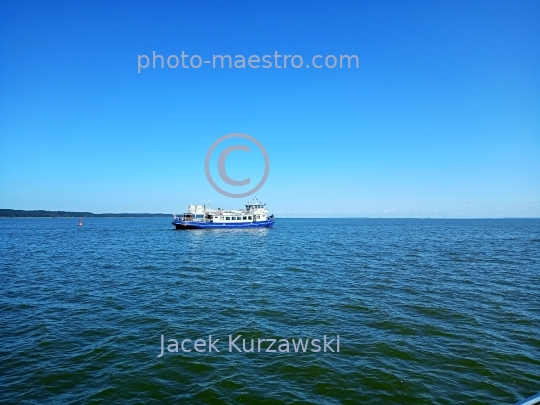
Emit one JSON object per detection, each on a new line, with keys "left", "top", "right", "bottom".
{"left": 1, "top": 0, "right": 539, "bottom": 217}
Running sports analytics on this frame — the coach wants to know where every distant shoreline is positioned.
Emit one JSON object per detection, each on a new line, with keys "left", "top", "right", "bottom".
{"left": 0, "top": 209, "right": 538, "bottom": 219}
{"left": 0, "top": 209, "right": 171, "bottom": 218}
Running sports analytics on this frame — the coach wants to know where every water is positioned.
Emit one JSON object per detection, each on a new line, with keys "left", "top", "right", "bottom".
{"left": 1, "top": 218, "right": 539, "bottom": 404}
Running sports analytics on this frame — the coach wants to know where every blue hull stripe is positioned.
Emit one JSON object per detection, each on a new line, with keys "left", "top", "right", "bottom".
{"left": 172, "top": 219, "right": 275, "bottom": 229}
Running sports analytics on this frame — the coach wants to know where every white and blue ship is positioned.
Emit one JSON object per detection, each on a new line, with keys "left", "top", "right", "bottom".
{"left": 172, "top": 197, "right": 275, "bottom": 229}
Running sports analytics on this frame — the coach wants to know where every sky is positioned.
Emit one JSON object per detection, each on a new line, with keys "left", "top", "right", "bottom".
{"left": 0, "top": 0, "right": 539, "bottom": 217}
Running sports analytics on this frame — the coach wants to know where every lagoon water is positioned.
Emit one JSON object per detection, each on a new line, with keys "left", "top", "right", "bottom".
{"left": 0, "top": 218, "right": 539, "bottom": 404}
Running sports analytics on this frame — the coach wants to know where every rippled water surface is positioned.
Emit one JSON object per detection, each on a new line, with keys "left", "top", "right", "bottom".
{"left": 1, "top": 218, "right": 539, "bottom": 404}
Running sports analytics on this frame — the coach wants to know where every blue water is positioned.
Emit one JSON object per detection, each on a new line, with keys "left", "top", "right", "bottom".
{"left": 1, "top": 218, "right": 539, "bottom": 404}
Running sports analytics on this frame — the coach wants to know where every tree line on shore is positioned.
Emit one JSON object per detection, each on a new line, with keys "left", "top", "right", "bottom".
{"left": 0, "top": 209, "right": 170, "bottom": 217}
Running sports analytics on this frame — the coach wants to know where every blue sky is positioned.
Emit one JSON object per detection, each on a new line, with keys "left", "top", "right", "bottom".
{"left": 0, "top": 0, "right": 539, "bottom": 217}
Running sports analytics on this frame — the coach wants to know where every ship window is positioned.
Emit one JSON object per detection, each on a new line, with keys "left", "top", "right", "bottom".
{"left": 248, "top": 216, "right": 252, "bottom": 220}
{"left": 257, "top": 215, "right": 260, "bottom": 219}
{"left": 226, "top": 217, "right": 230, "bottom": 220}
{"left": 237, "top": 217, "right": 241, "bottom": 220}
{"left": 243, "top": 216, "right": 246, "bottom": 220}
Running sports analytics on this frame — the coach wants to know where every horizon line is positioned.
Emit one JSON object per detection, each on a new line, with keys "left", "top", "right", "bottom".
{"left": 0, "top": 209, "right": 538, "bottom": 220}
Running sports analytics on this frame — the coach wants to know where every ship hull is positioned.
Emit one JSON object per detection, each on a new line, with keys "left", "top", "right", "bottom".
{"left": 172, "top": 218, "right": 275, "bottom": 230}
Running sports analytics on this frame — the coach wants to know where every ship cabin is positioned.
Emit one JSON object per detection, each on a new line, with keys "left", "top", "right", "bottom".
{"left": 210, "top": 208, "right": 267, "bottom": 224}
{"left": 178, "top": 199, "right": 269, "bottom": 224}
{"left": 180, "top": 205, "right": 205, "bottom": 222}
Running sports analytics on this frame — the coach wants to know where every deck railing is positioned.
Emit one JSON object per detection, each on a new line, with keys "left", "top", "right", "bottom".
{"left": 515, "top": 393, "right": 540, "bottom": 405}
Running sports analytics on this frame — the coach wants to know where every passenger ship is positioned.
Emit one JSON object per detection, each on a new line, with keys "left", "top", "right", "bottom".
{"left": 172, "top": 197, "right": 275, "bottom": 229}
